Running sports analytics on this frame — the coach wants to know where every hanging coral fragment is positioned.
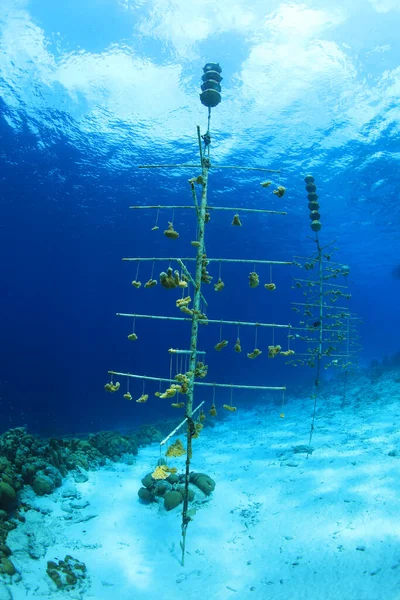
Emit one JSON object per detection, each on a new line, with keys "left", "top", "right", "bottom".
{"left": 232, "top": 214, "right": 242, "bottom": 226}
{"left": 144, "top": 279, "right": 157, "bottom": 288}
{"left": 247, "top": 348, "right": 262, "bottom": 359}
{"left": 249, "top": 272, "right": 259, "bottom": 288}
{"left": 273, "top": 186, "right": 286, "bottom": 198}
{"left": 104, "top": 381, "right": 120, "bottom": 392}
{"left": 268, "top": 345, "right": 281, "bottom": 358}
{"left": 164, "top": 222, "right": 179, "bottom": 239}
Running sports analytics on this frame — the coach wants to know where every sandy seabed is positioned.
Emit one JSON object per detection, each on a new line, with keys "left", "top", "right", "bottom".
{"left": 2, "top": 390, "right": 400, "bottom": 600}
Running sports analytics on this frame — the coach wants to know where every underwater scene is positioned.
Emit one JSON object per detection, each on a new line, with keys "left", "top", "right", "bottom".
{"left": 1, "top": 0, "right": 400, "bottom": 598}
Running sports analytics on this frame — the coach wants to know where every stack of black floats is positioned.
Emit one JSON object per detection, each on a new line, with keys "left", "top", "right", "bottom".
{"left": 200, "top": 63, "right": 222, "bottom": 108}
{"left": 305, "top": 175, "right": 321, "bottom": 232}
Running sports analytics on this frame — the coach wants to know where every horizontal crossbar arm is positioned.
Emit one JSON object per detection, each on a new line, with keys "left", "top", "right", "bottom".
{"left": 138, "top": 164, "right": 280, "bottom": 173}
{"left": 116, "top": 312, "right": 291, "bottom": 329}
{"left": 129, "top": 205, "right": 287, "bottom": 216}
{"left": 108, "top": 370, "right": 286, "bottom": 391}
{"left": 122, "top": 257, "right": 292, "bottom": 266}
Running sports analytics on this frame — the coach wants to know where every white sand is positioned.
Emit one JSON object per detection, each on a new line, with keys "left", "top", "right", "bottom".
{"left": 2, "top": 380, "right": 400, "bottom": 600}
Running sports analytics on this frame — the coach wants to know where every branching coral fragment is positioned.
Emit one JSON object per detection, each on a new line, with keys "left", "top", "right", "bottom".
{"left": 268, "top": 345, "right": 282, "bottom": 358}
{"left": 166, "top": 439, "right": 186, "bottom": 457}
{"left": 273, "top": 186, "right": 286, "bottom": 198}
{"left": 223, "top": 404, "right": 237, "bottom": 412}
{"left": 160, "top": 268, "right": 177, "bottom": 289}
{"left": 194, "top": 362, "right": 208, "bottom": 378}
{"left": 180, "top": 306, "right": 194, "bottom": 316}
{"left": 215, "top": 340, "right": 228, "bottom": 351}
{"left": 174, "top": 373, "right": 190, "bottom": 394}
{"left": 281, "top": 349, "right": 295, "bottom": 356}
{"left": 201, "top": 254, "right": 212, "bottom": 283}
{"left": 264, "top": 283, "right": 276, "bottom": 291}
{"left": 249, "top": 272, "right": 259, "bottom": 288}
{"left": 232, "top": 214, "right": 242, "bottom": 226}
{"left": 104, "top": 381, "right": 120, "bottom": 393}
{"left": 234, "top": 338, "right": 242, "bottom": 353}
{"left": 164, "top": 222, "right": 179, "bottom": 239}
{"left": 127, "top": 333, "right": 138, "bottom": 341}
{"left": 131, "top": 280, "right": 141, "bottom": 288}
{"left": 247, "top": 348, "right": 262, "bottom": 359}
{"left": 123, "top": 392, "right": 132, "bottom": 400}
{"left": 214, "top": 278, "right": 225, "bottom": 292}
{"left": 152, "top": 465, "right": 169, "bottom": 480}
{"left": 176, "top": 296, "right": 191, "bottom": 308}
{"left": 136, "top": 394, "right": 148, "bottom": 403}
{"left": 144, "top": 279, "right": 157, "bottom": 288}
{"left": 192, "top": 422, "right": 203, "bottom": 439}
{"left": 188, "top": 175, "right": 204, "bottom": 185}
{"left": 160, "top": 387, "right": 178, "bottom": 399}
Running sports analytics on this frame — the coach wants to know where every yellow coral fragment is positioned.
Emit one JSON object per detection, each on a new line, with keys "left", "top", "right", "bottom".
{"left": 160, "top": 387, "right": 177, "bottom": 399}
{"left": 247, "top": 348, "right": 262, "bottom": 359}
{"left": 136, "top": 394, "right": 148, "bottom": 403}
{"left": 209, "top": 404, "right": 217, "bottom": 417}
{"left": 191, "top": 240, "right": 200, "bottom": 247}
{"left": 127, "top": 333, "right": 138, "bottom": 341}
{"left": 273, "top": 186, "right": 286, "bottom": 198}
{"left": 192, "top": 422, "right": 203, "bottom": 439}
{"left": 214, "top": 278, "right": 225, "bottom": 292}
{"left": 260, "top": 181, "right": 272, "bottom": 188}
{"left": 104, "top": 381, "right": 120, "bottom": 393}
{"left": 223, "top": 404, "right": 237, "bottom": 412}
{"left": 152, "top": 465, "right": 169, "bottom": 480}
{"left": 166, "top": 439, "right": 186, "bottom": 457}
{"left": 144, "top": 279, "right": 157, "bottom": 288}
{"left": 234, "top": 338, "right": 242, "bottom": 353}
{"left": 123, "top": 392, "right": 132, "bottom": 401}
{"left": 180, "top": 306, "right": 194, "bottom": 316}
{"left": 155, "top": 391, "right": 162, "bottom": 397}
{"left": 249, "top": 272, "right": 259, "bottom": 288}
{"left": 178, "top": 280, "right": 188, "bottom": 288}
{"left": 160, "top": 267, "right": 177, "bottom": 289}
{"left": 171, "top": 402, "right": 185, "bottom": 408}
{"left": 164, "top": 222, "right": 179, "bottom": 239}
{"left": 232, "top": 214, "right": 242, "bottom": 226}
{"left": 165, "top": 467, "right": 177, "bottom": 474}
{"left": 131, "top": 280, "right": 141, "bottom": 288}
{"left": 268, "top": 345, "right": 282, "bottom": 358}
{"left": 174, "top": 373, "right": 189, "bottom": 394}
{"left": 199, "top": 410, "right": 206, "bottom": 422}
{"left": 280, "top": 349, "right": 295, "bottom": 356}
{"left": 215, "top": 340, "right": 228, "bottom": 351}
{"left": 194, "top": 362, "right": 208, "bottom": 378}
{"left": 188, "top": 175, "right": 204, "bottom": 185}
{"left": 264, "top": 283, "right": 276, "bottom": 291}
{"left": 176, "top": 296, "right": 191, "bottom": 308}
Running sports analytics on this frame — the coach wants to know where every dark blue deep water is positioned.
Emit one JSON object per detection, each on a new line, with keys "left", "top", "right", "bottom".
{"left": 1, "top": 0, "right": 400, "bottom": 436}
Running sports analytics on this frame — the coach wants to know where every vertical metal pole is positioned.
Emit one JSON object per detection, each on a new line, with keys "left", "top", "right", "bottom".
{"left": 317, "top": 239, "right": 323, "bottom": 371}
{"left": 307, "top": 236, "right": 323, "bottom": 458}
{"left": 180, "top": 125, "right": 209, "bottom": 566}
{"left": 342, "top": 313, "right": 350, "bottom": 406}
